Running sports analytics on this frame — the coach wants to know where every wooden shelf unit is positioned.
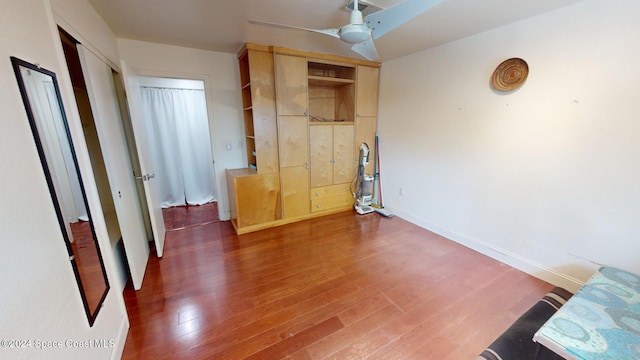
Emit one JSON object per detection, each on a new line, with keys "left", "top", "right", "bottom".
{"left": 307, "top": 61, "right": 356, "bottom": 80}
{"left": 308, "top": 76, "right": 355, "bottom": 87}
{"left": 239, "top": 57, "right": 256, "bottom": 169}
{"left": 228, "top": 43, "right": 380, "bottom": 234}
{"left": 308, "top": 60, "right": 355, "bottom": 125}
{"left": 237, "top": 44, "right": 279, "bottom": 173}
{"left": 239, "top": 52, "right": 254, "bottom": 169}
{"left": 228, "top": 44, "right": 282, "bottom": 233}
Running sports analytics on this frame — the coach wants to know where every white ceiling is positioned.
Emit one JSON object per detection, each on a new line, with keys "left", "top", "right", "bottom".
{"left": 86, "top": 0, "right": 584, "bottom": 62}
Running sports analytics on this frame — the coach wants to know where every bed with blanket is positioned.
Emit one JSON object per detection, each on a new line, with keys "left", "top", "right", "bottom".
{"left": 477, "top": 287, "right": 573, "bottom": 360}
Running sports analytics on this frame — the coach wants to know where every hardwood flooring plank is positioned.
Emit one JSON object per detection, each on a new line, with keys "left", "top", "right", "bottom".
{"left": 304, "top": 304, "right": 402, "bottom": 359}
{"left": 171, "top": 280, "right": 366, "bottom": 359}
{"left": 122, "top": 211, "right": 556, "bottom": 360}
{"left": 365, "top": 268, "right": 547, "bottom": 359}
{"left": 337, "top": 294, "right": 394, "bottom": 326}
{"left": 243, "top": 316, "right": 345, "bottom": 360}
{"left": 322, "top": 326, "right": 396, "bottom": 360}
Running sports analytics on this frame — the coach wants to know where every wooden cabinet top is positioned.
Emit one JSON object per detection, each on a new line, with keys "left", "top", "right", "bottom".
{"left": 239, "top": 42, "right": 381, "bottom": 68}
{"left": 226, "top": 168, "right": 258, "bottom": 178}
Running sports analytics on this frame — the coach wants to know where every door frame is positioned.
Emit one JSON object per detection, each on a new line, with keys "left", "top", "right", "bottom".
{"left": 128, "top": 70, "right": 221, "bottom": 212}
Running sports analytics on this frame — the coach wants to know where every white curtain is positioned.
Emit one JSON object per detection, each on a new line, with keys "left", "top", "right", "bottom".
{"left": 140, "top": 86, "right": 216, "bottom": 207}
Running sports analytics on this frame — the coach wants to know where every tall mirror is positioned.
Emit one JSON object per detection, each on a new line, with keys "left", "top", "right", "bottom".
{"left": 11, "top": 57, "right": 110, "bottom": 326}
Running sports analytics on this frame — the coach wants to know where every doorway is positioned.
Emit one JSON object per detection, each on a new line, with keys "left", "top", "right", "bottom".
{"left": 137, "top": 76, "right": 219, "bottom": 226}
{"left": 59, "top": 29, "right": 144, "bottom": 290}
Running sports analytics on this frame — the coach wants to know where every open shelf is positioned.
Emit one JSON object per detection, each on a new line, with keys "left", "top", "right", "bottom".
{"left": 308, "top": 76, "right": 355, "bottom": 87}
{"left": 308, "top": 60, "right": 355, "bottom": 124}
{"left": 307, "top": 61, "right": 355, "bottom": 80}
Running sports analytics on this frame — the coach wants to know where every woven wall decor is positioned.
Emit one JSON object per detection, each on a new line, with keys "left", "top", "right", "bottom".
{"left": 491, "top": 58, "right": 529, "bottom": 91}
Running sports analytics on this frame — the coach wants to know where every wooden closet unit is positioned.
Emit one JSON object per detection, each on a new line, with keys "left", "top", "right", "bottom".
{"left": 275, "top": 54, "right": 310, "bottom": 219}
{"left": 227, "top": 43, "right": 380, "bottom": 234}
{"left": 309, "top": 124, "right": 354, "bottom": 212}
{"left": 306, "top": 59, "right": 358, "bottom": 213}
{"left": 310, "top": 124, "right": 355, "bottom": 188}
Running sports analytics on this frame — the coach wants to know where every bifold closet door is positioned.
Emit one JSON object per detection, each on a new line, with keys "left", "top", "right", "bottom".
{"left": 77, "top": 45, "right": 149, "bottom": 290}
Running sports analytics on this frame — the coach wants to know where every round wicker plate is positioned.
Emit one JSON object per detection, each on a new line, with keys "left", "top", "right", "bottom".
{"left": 492, "top": 58, "right": 529, "bottom": 91}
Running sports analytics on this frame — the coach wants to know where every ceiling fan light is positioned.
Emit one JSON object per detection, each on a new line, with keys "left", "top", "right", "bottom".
{"left": 340, "top": 24, "right": 371, "bottom": 43}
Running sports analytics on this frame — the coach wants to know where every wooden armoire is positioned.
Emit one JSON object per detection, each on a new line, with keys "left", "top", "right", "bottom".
{"left": 227, "top": 43, "right": 380, "bottom": 234}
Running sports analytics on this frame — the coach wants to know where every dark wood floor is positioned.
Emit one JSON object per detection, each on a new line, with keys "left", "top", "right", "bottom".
{"left": 70, "top": 220, "right": 106, "bottom": 313}
{"left": 162, "top": 202, "right": 220, "bottom": 231}
{"left": 122, "top": 210, "right": 553, "bottom": 359}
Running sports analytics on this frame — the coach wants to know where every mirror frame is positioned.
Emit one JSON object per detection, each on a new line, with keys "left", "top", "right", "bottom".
{"left": 11, "top": 56, "right": 110, "bottom": 326}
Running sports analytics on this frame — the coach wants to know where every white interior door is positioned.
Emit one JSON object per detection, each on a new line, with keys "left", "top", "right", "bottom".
{"left": 77, "top": 45, "right": 149, "bottom": 290}
{"left": 120, "top": 60, "right": 167, "bottom": 257}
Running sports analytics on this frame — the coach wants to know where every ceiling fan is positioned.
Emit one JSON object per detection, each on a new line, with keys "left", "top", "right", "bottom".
{"left": 248, "top": 0, "right": 444, "bottom": 61}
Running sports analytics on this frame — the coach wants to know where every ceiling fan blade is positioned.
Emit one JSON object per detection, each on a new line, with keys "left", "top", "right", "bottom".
{"left": 351, "top": 40, "right": 379, "bottom": 61}
{"left": 365, "top": 0, "right": 443, "bottom": 39}
{"left": 248, "top": 19, "right": 340, "bottom": 39}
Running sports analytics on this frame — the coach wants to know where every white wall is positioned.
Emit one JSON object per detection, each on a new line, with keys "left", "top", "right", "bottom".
{"left": 1, "top": 0, "right": 127, "bottom": 359}
{"left": 117, "top": 39, "right": 246, "bottom": 220}
{"left": 378, "top": 0, "right": 640, "bottom": 292}
{"left": 51, "top": 0, "right": 120, "bottom": 68}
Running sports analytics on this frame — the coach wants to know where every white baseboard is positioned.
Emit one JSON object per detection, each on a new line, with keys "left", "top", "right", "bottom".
{"left": 389, "top": 207, "right": 585, "bottom": 293}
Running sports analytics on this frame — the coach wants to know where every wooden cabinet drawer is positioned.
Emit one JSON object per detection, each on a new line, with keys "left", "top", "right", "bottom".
{"left": 311, "top": 193, "right": 353, "bottom": 212}
{"left": 310, "top": 183, "right": 351, "bottom": 199}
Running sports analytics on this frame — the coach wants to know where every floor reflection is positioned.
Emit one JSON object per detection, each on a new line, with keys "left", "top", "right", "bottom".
{"left": 162, "top": 201, "right": 219, "bottom": 231}
{"left": 122, "top": 202, "right": 221, "bottom": 356}
{"left": 69, "top": 219, "right": 106, "bottom": 314}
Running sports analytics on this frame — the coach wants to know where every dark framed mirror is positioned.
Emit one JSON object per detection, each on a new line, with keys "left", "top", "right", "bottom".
{"left": 11, "top": 56, "right": 110, "bottom": 326}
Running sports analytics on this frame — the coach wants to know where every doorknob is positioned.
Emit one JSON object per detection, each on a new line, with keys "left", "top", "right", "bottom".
{"left": 135, "top": 174, "right": 148, "bottom": 181}
{"left": 147, "top": 173, "right": 155, "bottom": 179}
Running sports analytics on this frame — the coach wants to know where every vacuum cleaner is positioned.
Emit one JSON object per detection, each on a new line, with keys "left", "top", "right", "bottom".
{"left": 352, "top": 142, "right": 375, "bottom": 215}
